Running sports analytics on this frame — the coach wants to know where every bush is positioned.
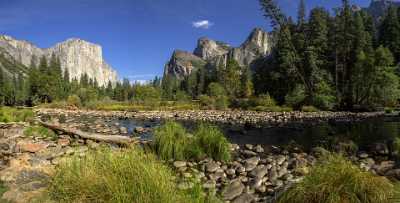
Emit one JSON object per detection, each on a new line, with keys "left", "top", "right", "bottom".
{"left": 215, "top": 95, "right": 229, "bottom": 110}
{"left": 0, "top": 181, "right": 7, "bottom": 199}
{"left": 47, "top": 147, "right": 207, "bottom": 203}
{"left": 285, "top": 85, "right": 306, "bottom": 108}
{"left": 0, "top": 107, "right": 34, "bottom": 123}
{"left": 301, "top": 106, "right": 320, "bottom": 112}
{"left": 154, "top": 121, "right": 231, "bottom": 162}
{"left": 24, "top": 126, "right": 57, "bottom": 139}
{"left": 251, "top": 94, "right": 276, "bottom": 107}
{"left": 66, "top": 95, "right": 81, "bottom": 107}
{"left": 278, "top": 154, "right": 399, "bottom": 203}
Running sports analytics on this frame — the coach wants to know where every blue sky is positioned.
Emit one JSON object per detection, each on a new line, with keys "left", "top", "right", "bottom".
{"left": 0, "top": 0, "right": 372, "bottom": 82}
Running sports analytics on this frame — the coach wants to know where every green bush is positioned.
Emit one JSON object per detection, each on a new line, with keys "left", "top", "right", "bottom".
{"left": 301, "top": 106, "right": 320, "bottom": 112}
{"left": 0, "top": 107, "right": 34, "bottom": 123}
{"left": 47, "top": 147, "right": 208, "bottom": 203}
{"left": 0, "top": 181, "right": 7, "bottom": 199}
{"left": 285, "top": 84, "right": 306, "bottom": 108}
{"left": 66, "top": 95, "right": 81, "bottom": 107}
{"left": 251, "top": 94, "right": 276, "bottom": 107}
{"left": 154, "top": 121, "right": 231, "bottom": 162}
{"left": 24, "top": 126, "right": 57, "bottom": 139}
{"left": 278, "top": 154, "right": 398, "bottom": 203}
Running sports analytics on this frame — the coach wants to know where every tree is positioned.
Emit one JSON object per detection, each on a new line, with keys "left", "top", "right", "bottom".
{"left": 240, "top": 66, "right": 254, "bottom": 98}
{"left": 219, "top": 59, "right": 242, "bottom": 98}
{"left": 379, "top": 6, "right": 400, "bottom": 62}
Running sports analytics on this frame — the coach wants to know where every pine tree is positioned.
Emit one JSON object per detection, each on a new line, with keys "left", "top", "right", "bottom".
{"left": 379, "top": 6, "right": 400, "bottom": 62}
{"left": 240, "top": 66, "right": 254, "bottom": 98}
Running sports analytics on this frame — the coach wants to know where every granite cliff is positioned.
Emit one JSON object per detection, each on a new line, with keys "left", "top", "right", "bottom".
{"left": 0, "top": 35, "right": 118, "bottom": 86}
{"left": 164, "top": 28, "right": 271, "bottom": 79}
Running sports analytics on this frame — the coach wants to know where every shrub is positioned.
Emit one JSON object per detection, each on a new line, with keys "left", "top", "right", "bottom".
{"left": 215, "top": 95, "right": 229, "bottom": 110}
{"left": 193, "top": 123, "right": 231, "bottom": 162}
{"left": 66, "top": 95, "right": 81, "bottom": 107}
{"left": 285, "top": 84, "right": 306, "bottom": 108}
{"left": 154, "top": 121, "right": 231, "bottom": 161}
{"left": 278, "top": 154, "right": 398, "bottom": 203}
{"left": 47, "top": 147, "right": 207, "bottom": 203}
{"left": 301, "top": 106, "right": 320, "bottom": 112}
{"left": 0, "top": 107, "right": 34, "bottom": 123}
{"left": 251, "top": 94, "right": 276, "bottom": 107}
{"left": 24, "top": 126, "right": 57, "bottom": 139}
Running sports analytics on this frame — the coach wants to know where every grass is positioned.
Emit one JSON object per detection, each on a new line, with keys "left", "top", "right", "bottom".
{"left": 0, "top": 106, "right": 34, "bottom": 123}
{"left": 0, "top": 181, "right": 7, "bottom": 198}
{"left": 24, "top": 126, "right": 57, "bottom": 139}
{"left": 153, "top": 121, "right": 231, "bottom": 162}
{"left": 301, "top": 105, "right": 320, "bottom": 112}
{"left": 278, "top": 153, "right": 400, "bottom": 203}
{"left": 46, "top": 147, "right": 214, "bottom": 203}
{"left": 40, "top": 101, "right": 201, "bottom": 111}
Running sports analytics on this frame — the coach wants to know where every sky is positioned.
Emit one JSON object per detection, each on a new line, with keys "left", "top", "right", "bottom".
{"left": 0, "top": 0, "right": 373, "bottom": 82}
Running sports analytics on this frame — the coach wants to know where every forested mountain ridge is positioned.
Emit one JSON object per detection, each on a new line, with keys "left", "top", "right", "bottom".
{"left": 0, "top": 35, "right": 118, "bottom": 86}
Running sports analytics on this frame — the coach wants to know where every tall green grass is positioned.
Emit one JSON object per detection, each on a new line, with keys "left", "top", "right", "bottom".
{"left": 0, "top": 107, "right": 34, "bottom": 123}
{"left": 46, "top": 147, "right": 210, "bottom": 203}
{"left": 193, "top": 123, "right": 231, "bottom": 162}
{"left": 278, "top": 153, "right": 399, "bottom": 203}
{"left": 154, "top": 121, "right": 231, "bottom": 162}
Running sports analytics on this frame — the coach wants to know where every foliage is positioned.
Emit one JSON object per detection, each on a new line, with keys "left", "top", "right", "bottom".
{"left": 0, "top": 181, "right": 7, "bottom": 199}
{"left": 153, "top": 121, "right": 231, "bottom": 162}
{"left": 46, "top": 147, "right": 211, "bottom": 203}
{"left": 278, "top": 154, "right": 399, "bottom": 203}
{"left": 285, "top": 85, "right": 306, "bottom": 108}
{"left": 24, "top": 126, "right": 57, "bottom": 139}
{"left": 0, "top": 107, "right": 34, "bottom": 123}
{"left": 66, "top": 95, "right": 81, "bottom": 107}
{"left": 301, "top": 106, "right": 320, "bottom": 112}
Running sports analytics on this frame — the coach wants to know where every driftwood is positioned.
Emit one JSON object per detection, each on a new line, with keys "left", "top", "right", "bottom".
{"left": 38, "top": 121, "right": 136, "bottom": 145}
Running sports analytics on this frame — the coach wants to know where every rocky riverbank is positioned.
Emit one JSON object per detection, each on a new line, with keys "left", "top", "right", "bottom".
{"left": 1, "top": 109, "right": 399, "bottom": 202}
{"left": 36, "top": 108, "right": 384, "bottom": 126}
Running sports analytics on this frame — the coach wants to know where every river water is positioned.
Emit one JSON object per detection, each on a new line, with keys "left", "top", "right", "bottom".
{"left": 113, "top": 115, "right": 400, "bottom": 153}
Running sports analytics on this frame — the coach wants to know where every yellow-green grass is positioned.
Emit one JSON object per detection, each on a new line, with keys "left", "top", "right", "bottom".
{"left": 0, "top": 106, "right": 34, "bottom": 123}
{"left": 278, "top": 153, "right": 400, "bottom": 203}
{"left": 24, "top": 126, "right": 57, "bottom": 139}
{"left": 46, "top": 147, "right": 214, "bottom": 203}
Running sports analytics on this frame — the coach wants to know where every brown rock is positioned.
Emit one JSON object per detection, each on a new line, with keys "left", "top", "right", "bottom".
{"left": 18, "top": 142, "right": 46, "bottom": 153}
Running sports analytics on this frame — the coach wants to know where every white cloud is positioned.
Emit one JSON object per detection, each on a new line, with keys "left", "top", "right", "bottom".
{"left": 192, "top": 20, "right": 213, "bottom": 29}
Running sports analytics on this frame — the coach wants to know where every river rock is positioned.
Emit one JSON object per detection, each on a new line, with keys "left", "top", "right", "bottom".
{"left": 244, "top": 157, "right": 260, "bottom": 171}
{"left": 250, "top": 165, "right": 268, "bottom": 178}
{"left": 222, "top": 180, "right": 245, "bottom": 200}
{"left": 18, "top": 142, "right": 47, "bottom": 153}
{"left": 173, "top": 161, "right": 187, "bottom": 168}
{"left": 205, "top": 162, "right": 220, "bottom": 173}
{"left": 233, "top": 193, "right": 256, "bottom": 203}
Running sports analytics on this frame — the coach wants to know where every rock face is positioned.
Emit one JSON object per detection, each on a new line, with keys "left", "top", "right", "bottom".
{"left": 164, "top": 50, "right": 206, "bottom": 79}
{"left": 365, "top": 0, "right": 400, "bottom": 21}
{"left": 164, "top": 28, "right": 271, "bottom": 79}
{"left": 0, "top": 35, "right": 118, "bottom": 86}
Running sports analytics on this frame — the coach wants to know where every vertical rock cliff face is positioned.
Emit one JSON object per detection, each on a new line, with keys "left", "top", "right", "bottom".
{"left": 164, "top": 28, "right": 272, "bottom": 79}
{"left": 164, "top": 50, "right": 206, "bottom": 80}
{"left": 0, "top": 35, "right": 118, "bottom": 86}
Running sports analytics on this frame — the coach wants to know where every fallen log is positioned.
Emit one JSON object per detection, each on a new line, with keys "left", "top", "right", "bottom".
{"left": 38, "top": 121, "right": 136, "bottom": 146}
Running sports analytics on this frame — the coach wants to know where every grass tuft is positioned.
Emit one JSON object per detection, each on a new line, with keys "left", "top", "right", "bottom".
{"left": 278, "top": 153, "right": 399, "bottom": 203}
{"left": 154, "top": 121, "right": 231, "bottom": 162}
{"left": 46, "top": 147, "right": 210, "bottom": 203}
{"left": 0, "top": 107, "right": 34, "bottom": 123}
{"left": 24, "top": 126, "right": 57, "bottom": 139}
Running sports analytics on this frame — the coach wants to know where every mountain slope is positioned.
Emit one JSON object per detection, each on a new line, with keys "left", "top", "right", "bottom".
{"left": 0, "top": 35, "right": 118, "bottom": 86}
{"left": 164, "top": 28, "right": 272, "bottom": 79}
